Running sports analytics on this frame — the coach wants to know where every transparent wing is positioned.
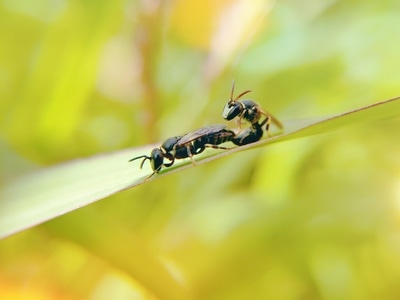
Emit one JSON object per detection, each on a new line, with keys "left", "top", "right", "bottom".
{"left": 258, "top": 107, "right": 284, "bottom": 129}
{"left": 177, "top": 124, "right": 227, "bottom": 145}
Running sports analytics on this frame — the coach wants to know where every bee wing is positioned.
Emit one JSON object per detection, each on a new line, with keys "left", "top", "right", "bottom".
{"left": 258, "top": 107, "right": 284, "bottom": 129}
{"left": 177, "top": 124, "right": 227, "bottom": 145}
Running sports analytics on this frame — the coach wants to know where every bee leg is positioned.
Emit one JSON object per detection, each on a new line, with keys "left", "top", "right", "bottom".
{"left": 204, "top": 144, "right": 232, "bottom": 151}
{"left": 144, "top": 159, "right": 174, "bottom": 181}
{"left": 164, "top": 158, "right": 175, "bottom": 168}
{"left": 236, "top": 115, "right": 245, "bottom": 130}
{"left": 186, "top": 145, "right": 197, "bottom": 166}
{"left": 189, "top": 155, "right": 196, "bottom": 166}
{"left": 145, "top": 171, "right": 157, "bottom": 180}
{"left": 260, "top": 116, "right": 271, "bottom": 137}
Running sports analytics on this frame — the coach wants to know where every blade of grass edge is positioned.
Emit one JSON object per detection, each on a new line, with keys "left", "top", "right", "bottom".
{"left": 0, "top": 96, "right": 399, "bottom": 239}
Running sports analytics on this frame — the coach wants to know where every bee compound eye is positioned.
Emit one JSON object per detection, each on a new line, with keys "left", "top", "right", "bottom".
{"left": 224, "top": 102, "right": 242, "bottom": 120}
{"left": 150, "top": 148, "right": 164, "bottom": 172}
{"left": 222, "top": 103, "right": 231, "bottom": 119}
{"left": 223, "top": 103, "right": 238, "bottom": 120}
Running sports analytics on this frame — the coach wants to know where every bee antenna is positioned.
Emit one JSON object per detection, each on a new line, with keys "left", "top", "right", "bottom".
{"left": 230, "top": 80, "right": 252, "bottom": 102}
{"left": 230, "top": 79, "right": 235, "bottom": 101}
{"left": 234, "top": 89, "right": 252, "bottom": 101}
{"left": 129, "top": 155, "right": 150, "bottom": 169}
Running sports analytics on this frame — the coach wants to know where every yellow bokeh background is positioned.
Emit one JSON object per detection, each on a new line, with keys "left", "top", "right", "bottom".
{"left": 1, "top": 0, "right": 400, "bottom": 299}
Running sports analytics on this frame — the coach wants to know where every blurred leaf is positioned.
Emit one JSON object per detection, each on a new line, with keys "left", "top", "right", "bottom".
{"left": 44, "top": 208, "right": 194, "bottom": 300}
{"left": 1, "top": 96, "right": 399, "bottom": 239}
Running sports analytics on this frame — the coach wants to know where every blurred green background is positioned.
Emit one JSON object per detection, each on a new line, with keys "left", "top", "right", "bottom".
{"left": 1, "top": 0, "right": 400, "bottom": 299}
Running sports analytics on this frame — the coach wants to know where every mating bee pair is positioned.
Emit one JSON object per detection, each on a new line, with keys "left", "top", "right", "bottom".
{"left": 130, "top": 82, "right": 283, "bottom": 178}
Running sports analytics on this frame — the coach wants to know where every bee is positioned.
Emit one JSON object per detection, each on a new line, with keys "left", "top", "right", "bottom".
{"left": 129, "top": 123, "right": 264, "bottom": 179}
{"left": 128, "top": 136, "right": 180, "bottom": 175}
{"left": 222, "top": 81, "right": 283, "bottom": 136}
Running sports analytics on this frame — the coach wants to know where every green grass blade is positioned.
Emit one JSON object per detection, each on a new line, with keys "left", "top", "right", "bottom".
{"left": 1, "top": 96, "right": 399, "bottom": 239}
